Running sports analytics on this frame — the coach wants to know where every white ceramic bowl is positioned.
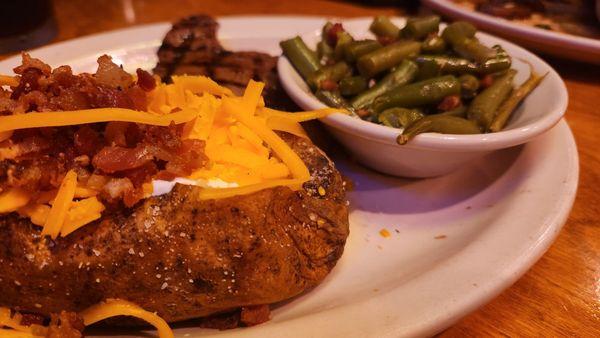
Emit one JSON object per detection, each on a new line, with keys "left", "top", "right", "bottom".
{"left": 278, "top": 18, "right": 568, "bottom": 178}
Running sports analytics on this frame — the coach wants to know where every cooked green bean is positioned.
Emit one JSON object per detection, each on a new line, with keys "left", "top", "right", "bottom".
{"left": 397, "top": 115, "right": 481, "bottom": 144}
{"left": 454, "top": 38, "right": 497, "bottom": 63}
{"left": 370, "top": 16, "right": 401, "bottom": 38}
{"left": 357, "top": 40, "right": 421, "bottom": 78}
{"left": 441, "top": 21, "right": 477, "bottom": 46}
{"left": 422, "top": 35, "right": 447, "bottom": 54}
{"left": 416, "top": 57, "right": 441, "bottom": 80}
{"left": 344, "top": 40, "right": 382, "bottom": 63}
{"left": 307, "top": 61, "right": 352, "bottom": 91}
{"left": 280, "top": 36, "right": 321, "bottom": 81}
{"left": 372, "top": 75, "right": 461, "bottom": 113}
{"left": 459, "top": 74, "right": 480, "bottom": 99}
{"left": 438, "top": 104, "right": 467, "bottom": 117}
{"left": 317, "top": 40, "right": 334, "bottom": 62}
{"left": 416, "top": 55, "right": 479, "bottom": 75}
{"left": 402, "top": 15, "right": 441, "bottom": 40}
{"left": 322, "top": 22, "right": 334, "bottom": 42}
{"left": 479, "top": 45, "right": 512, "bottom": 74}
{"left": 351, "top": 59, "right": 418, "bottom": 109}
{"left": 489, "top": 70, "right": 546, "bottom": 132}
{"left": 334, "top": 31, "right": 354, "bottom": 61}
{"left": 315, "top": 90, "right": 354, "bottom": 112}
{"left": 378, "top": 108, "right": 424, "bottom": 128}
{"left": 467, "top": 69, "right": 516, "bottom": 130}
{"left": 340, "top": 76, "right": 368, "bottom": 96}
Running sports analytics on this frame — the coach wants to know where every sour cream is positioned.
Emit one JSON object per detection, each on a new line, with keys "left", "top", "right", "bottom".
{"left": 151, "top": 177, "right": 238, "bottom": 197}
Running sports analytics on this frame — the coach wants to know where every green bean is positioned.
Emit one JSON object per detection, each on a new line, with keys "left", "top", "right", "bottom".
{"left": 416, "top": 57, "right": 441, "bottom": 80}
{"left": 421, "top": 34, "right": 447, "bottom": 54}
{"left": 357, "top": 40, "right": 421, "bottom": 78}
{"left": 438, "top": 104, "right": 467, "bottom": 117}
{"left": 467, "top": 69, "right": 516, "bottom": 130}
{"left": 458, "top": 74, "right": 480, "bottom": 99}
{"left": 402, "top": 15, "right": 441, "bottom": 40}
{"left": 441, "top": 21, "right": 477, "bottom": 46}
{"left": 315, "top": 90, "right": 355, "bottom": 114}
{"left": 397, "top": 115, "right": 481, "bottom": 144}
{"left": 416, "top": 55, "right": 479, "bottom": 75}
{"left": 372, "top": 75, "right": 461, "bottom": 113}
{"left": 322, "top": 22, "right": 334, "bottom": 42}
{"left": 479, "top": 45, "right": 512, "bottom": 74}
{"left": 280, "top": 36, "right": 321, "bottom": 81}
{"left": 350, "top": 59, "right": 418, "bottom": 109}
{"left": 307, "top": 61, "right": 352, "bottom": 91}
{"left": 344, "top": 40, "right": 382, "bottom": 63}
{"left": 339, "top": 76, "right": 368, "bottom": 96}
{"left": 378, "top": 108, "right": 424, "bottom": 128}
{"left": 370, "top": 16, "right": 401, "bottom": 38}
{"left": 334, "top": 31, "right": 354, "bottom": 61}
{"left": 489, "top": 70, "right": 546, "bottom": 132}
{"left": 454, "top": 38, "right": 497, "bottom": 63}
{"left": 317, "top": 40, "right": 334, "bottom": 63}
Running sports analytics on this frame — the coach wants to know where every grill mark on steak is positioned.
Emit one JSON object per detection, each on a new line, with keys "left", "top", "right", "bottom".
{"left": 153, "top": 15, "right": 297, "bottom": 111}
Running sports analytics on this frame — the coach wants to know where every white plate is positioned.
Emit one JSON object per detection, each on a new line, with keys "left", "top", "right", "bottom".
{"left": 0, "top": 16, "right": 579, "bottom": 338}
{"left": 423, "top": 0, "right": 600, "bottom": 64}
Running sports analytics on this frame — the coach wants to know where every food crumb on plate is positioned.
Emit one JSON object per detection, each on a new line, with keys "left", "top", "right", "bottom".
{"left": 379, "top": 229, "right": 391, "bottom": 238}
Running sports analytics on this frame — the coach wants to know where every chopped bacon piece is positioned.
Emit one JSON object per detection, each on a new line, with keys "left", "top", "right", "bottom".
{"left": 92, "top": 146, "right": 154, "bottom": 174}
{"left": 325, "top": 23, "right": 344, "bottom": 46}
{"left": 437, "top": 95, "right": 462, "bottom": 111}
{"left": 136, "top": 68, "right": 156, "bottom": 91}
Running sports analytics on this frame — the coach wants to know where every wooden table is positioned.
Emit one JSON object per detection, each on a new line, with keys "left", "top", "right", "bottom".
{"left": 8, "top": 0, "right": 599, "bottom": 336}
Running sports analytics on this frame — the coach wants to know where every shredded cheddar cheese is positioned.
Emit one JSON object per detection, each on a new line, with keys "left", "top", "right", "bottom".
{"left": 0, "top": 299, "right": 173, "bottom": 338}
{"left": 0, "top": 75, "right": 19, "bottom": 87}
{"left": 0, "top": 308, "right": 47, "bottom": 337}
{"left": 0, "top": 73, "right": 341, "bottom": 237}
{"left": 41, "top": 170, "right": 77, "bottom": 239}
{"left": 81, "top": 299, "right": 174, "bottom": 338}
{"left": 0, "top": 107, "right": 197, "bottom": 133}
{"left": 0, "top": 188, "right": 30, "bottom": 214}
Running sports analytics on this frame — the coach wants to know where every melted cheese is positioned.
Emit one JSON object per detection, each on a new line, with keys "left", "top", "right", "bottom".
{"left": 0, "top": 188, "right": 30, "bottom": 213}
{"left": 80, "top": 299, "right": 174, "bottom": 338}
{"left": 0, "top": 308, "right": 47, "bottom": 337}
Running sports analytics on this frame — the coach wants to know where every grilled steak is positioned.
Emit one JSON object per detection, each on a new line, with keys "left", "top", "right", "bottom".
{"left": 0, "top": 133, "right": 349, "bottom": 323}
{"left": 154, "top": 15, "right": 297, "bottom": 110}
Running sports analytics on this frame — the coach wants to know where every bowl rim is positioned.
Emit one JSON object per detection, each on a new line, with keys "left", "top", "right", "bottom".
{"left": 277, "top": 17, "right": 569, "bottom": 152}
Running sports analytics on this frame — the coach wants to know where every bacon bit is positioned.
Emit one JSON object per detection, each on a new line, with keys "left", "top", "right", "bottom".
{"left": 325, "top": 23, "right": 344, "bottom": 46}
{"left": 136, "top": 69, "right": 156, "bottom": 91}
{"left": 240, "top": 305, "right": 270, "bottom": 326}
{"left": 74, "top": 125, "right": 102, "bottom": 157}
{"left": 437, "top": 95, "right": 462, "bottom": 111}
{"left": 319, "top": 79, "right": 338, "bottom": 91}
{"left": 379, "top": 229, "right": 391, "bottom": 238}
{"left": 356, "top": 109, "right": 371, "bottom": 118}
{"left": 92, "top": 146, "right": 154, "bottom": 174}
{"left": 480, "top": 75, "right": 494, "bottom": 89}
{"left": 377, "top": 35, "right": 396, "bottom": 46}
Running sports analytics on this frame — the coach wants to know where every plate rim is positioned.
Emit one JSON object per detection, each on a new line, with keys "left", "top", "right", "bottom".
{"left": 422, "top": 0, "right": 600, "bottom": 50}
{"left": 0, "top": 17, "right": 580, "bottom": 338}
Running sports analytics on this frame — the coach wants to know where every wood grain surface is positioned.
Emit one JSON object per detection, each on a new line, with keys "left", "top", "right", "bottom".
{"left": 3, "top": 0, "right": 599, "bottom": 336}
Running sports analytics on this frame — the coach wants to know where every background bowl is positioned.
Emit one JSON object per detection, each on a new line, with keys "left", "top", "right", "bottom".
{"left": 277, "top": 18, "right": 568, "bottom": 177}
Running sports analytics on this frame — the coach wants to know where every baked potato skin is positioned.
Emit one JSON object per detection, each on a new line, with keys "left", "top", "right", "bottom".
{"left": 0, "top": 133, "right": 349, "bottom": 323}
